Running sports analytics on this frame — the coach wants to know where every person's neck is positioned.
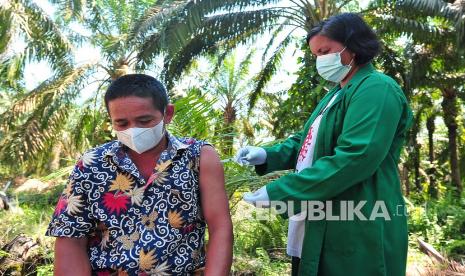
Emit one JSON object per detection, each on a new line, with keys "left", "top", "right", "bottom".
{"left": 340, "top": 64, "right": 362, "bottom": 88}
{"left": 127, "top": 133, "right": 169, "bottom": 161}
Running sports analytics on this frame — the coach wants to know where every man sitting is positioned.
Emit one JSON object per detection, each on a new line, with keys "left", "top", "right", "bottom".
{"left": 46, "top": 74, "right": 233, "bottom": 275}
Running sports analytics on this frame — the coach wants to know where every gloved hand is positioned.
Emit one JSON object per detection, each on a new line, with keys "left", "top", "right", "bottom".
{"left": 243, "top": 186, "right": 270, "bottom": 208}
{"left": 234, "top": 146, "right": 267, "bottom": 166}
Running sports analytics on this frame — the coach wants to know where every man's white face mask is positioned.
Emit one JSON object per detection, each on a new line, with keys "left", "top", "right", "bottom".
{"left": 115, "top": 119, "right": 165, "bottom": 154}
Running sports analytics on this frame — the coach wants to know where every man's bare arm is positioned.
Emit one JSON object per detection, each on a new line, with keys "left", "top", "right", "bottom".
{"left": 199, "top": 146, "right": 233, "bottom": 276}
{"left": 54, "top": 237, "right": 91, "bottom": 276}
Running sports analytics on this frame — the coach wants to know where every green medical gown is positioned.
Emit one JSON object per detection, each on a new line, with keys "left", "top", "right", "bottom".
{"left": 256, "top": 63, "right": 413, "bottom": 276}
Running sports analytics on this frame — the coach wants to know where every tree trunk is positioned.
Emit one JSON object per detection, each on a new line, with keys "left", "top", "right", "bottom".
{"left": 400, "top": 162, "right": 410, "bottom": 196}
{"left": 110, "top": 58, "right": 130, "bottom": 80}
{"left": 410, "top": 116, "right": 422, "bottom": 192}
{"left": 426, "top": 115, "right": 437, "bottom": 198}
{"left": 49, "top": 142, "right": 63, "bottom": 171}
{"left": 413, "top": 147, "right": 423, "bottom": 192}
{"left": 222, "top": 101, "right": 236, "bottom": 156}
{"left": 414, "top": 143, "right": 421, "bottom": 192}
{"left": 441, "top": 88, "right": 462, "bottom": 193}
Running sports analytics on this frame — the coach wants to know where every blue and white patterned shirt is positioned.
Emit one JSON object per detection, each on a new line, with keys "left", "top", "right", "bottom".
{"left": 46, "top": 132, "right": 209, "bottom": 275}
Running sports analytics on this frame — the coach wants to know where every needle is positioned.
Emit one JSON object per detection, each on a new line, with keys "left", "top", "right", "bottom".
{"left": 220, "top": 158, "right": 234, "bottom": 163}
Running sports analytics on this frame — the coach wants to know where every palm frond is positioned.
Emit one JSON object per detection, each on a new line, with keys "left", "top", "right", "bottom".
{"left": 395, "top": 0, "right": 451, "bottom": 17}
{"left": 129, "top": 1, "right": 189, "bottom": 42}
{"left": 135, "top": 3, "right": 198, "bottom": 70}
{"left": 236, "top": 51, "right": 254, "bottom": 85}
{"left": 136, "top": 32, "right": 163, "bottom": 70}
{"left": 2, "top": 0, "right": 73, "bottom": 74}
{"left": 249, "top": 30, "right": 294, "bottom": 110}
{"left": 22, "top": 0, "right": 72, "bottom": 69}
{"left": 71, "top": 103, "right": 112, "bottom": 152}
{"left": 371, "top": 12, "right": 449, "bottom": 41}
{"left": 161, "top": 9, "right": 281, "bottom": 88}
{"left": 0, "top": 52, "right": 26, "bottom": 89}
{"left": 173, "top": 0, "right": 282, "bottom": 25}
{"left": 375, "top": 41, "right": 409, "bottom": 90}
{"left": 380, "top": 0, "right": 465, "bottom": 47}
{"left": 262, "top": 21, "right": 288, "bottom": 64}
{"left": 0, "top": 103, "right": 70, "bottom": 166}
{"left": 49, "top": 0, "right": 87, "bottom": 22}
{"left": 0, "top": 7, "right": 13, "bottom": 57}
{"left": 0, "top": 63, "right": 94, "bottom": 169}
{"left": 169, "top": 88, "right": 217, "bottom": 141}
{"left": 0, "top": 64, "right": 94, "bottom": 131}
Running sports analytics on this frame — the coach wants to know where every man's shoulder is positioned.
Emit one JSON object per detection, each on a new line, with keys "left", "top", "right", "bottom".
{"left": 172, "top": 135, "right": 211, "bottom": 149}
{"left": 78, "top": 140, "right": 120, "bottom": 168}
{"left": 170, "top": 135, "right": 214, "bottom": 159}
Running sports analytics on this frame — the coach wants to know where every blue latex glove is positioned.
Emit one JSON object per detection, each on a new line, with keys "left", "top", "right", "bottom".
{"left": 234, "top": 146, "right": 267, "bottom": 166}
{"left": 243, "top": 186, "right": 270, "bottom": 208}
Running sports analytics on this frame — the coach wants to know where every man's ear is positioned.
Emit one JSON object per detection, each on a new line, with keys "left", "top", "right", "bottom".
{"left": 164, "top": 104, "right": 175, "bottom": 124}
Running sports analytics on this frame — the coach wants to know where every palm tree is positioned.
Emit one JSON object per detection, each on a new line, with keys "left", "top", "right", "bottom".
{"left": 0, "top": 0, "right": 219, "bottom": 173}
{"left": 0, "top": 0, "right": 78, "bottom": 173}
{"left": 369, "top": 0, "right": 465, "bottom": 193}
{"left": 195, "top": 51, "right": 256, "bottom": 155}
{"left": 158, "top": 0, "right": 358, "bottom": 108}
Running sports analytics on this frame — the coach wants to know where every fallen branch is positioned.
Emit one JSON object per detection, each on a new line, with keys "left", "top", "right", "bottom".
{"left": 417, "top": 238, "right": 465, "bottom": 275}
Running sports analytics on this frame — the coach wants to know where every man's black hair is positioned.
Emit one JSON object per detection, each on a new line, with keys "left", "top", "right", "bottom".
{"left": 104, "top": 74, "right": 169, "bottom": 113}
{"left": 306, "top": 13, "right": 380, "bottom": 65}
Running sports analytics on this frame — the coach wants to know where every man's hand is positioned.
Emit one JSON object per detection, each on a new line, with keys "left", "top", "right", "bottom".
{"left": 54, "top": 237, "right": 91, "bottom": 276}
{"left": 199, "top": 146, "right": 233, "bottom": 276}
{"left": 234, "top": 146, "right": 267, "bottom": 166}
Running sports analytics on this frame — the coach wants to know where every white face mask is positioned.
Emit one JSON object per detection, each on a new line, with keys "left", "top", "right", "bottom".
{"left": 115, "top": 119, "right": 165, "bottom": 154}
{"left": 316, "top": 47, "right": 354, "bottom": 83}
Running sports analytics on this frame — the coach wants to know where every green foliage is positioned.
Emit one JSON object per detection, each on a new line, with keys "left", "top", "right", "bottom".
{"left": 0, "top": 250, "right": 10, "bottom": 258}
{"left": 270, "top": 41, "right": 328, "bottom": 138}
{"left": 392, "top": 0, "right": 465, "bottom": 48}
{"left": 0, "top": 65, "right": 94, "bottom": 174}
{"left": 233, "top": 212, "right": 287, "bottom": 255}
{"left": 160, "top": 0, "right": 358, "bottom": 89}
{"left": 230, "top": 195, "right": 290, "bottom": 274}
{"left": 195, "top": 50, "right": 257, "bottom": 154}
{"left": 232, "top": 247, "right": 290, "bottom": 275}
{"left": 0, "top": 0, "right": 205, "bottom": 174}
{"left": 0, "top": 0, "right": 72, "bottom": 73}
{"left": 67, "top": 96, "right": 114, "bottom": 154}
{"left": 169, "top": 87, "right": 218, "bottom": 142}
{"left": 14, "top": 184, "right": 64, "bottom": 208}
{"left": 0, "top": 197, "right": 57, "bottom": 245}
{"left": 407, "top": 194, "right": 465, "bottom": 261}
{"left": 250, "top": 32, "right": 293, "bottom": 109}
{"left": 36, "top": 264, "right": 54, "bottom": 276}
{"left": 446, "top": 239, "right": 465, "bottom": 260}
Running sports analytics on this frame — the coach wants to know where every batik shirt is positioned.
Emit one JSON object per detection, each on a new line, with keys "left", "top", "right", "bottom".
{"left": 46, "top": 132, "right": 209, "bottom": 275}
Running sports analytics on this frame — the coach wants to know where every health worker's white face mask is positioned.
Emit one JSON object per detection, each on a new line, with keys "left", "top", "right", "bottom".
{"left": 316, "top": 47, "right": 354, "bottom": 83}
{"left": 115, "top": 119, "right": 165, "bottom": 154}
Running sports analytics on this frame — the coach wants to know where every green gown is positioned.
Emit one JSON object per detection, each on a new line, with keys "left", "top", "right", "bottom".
{"left": 256, "top": 63, "right": 413, "bottom": 276}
